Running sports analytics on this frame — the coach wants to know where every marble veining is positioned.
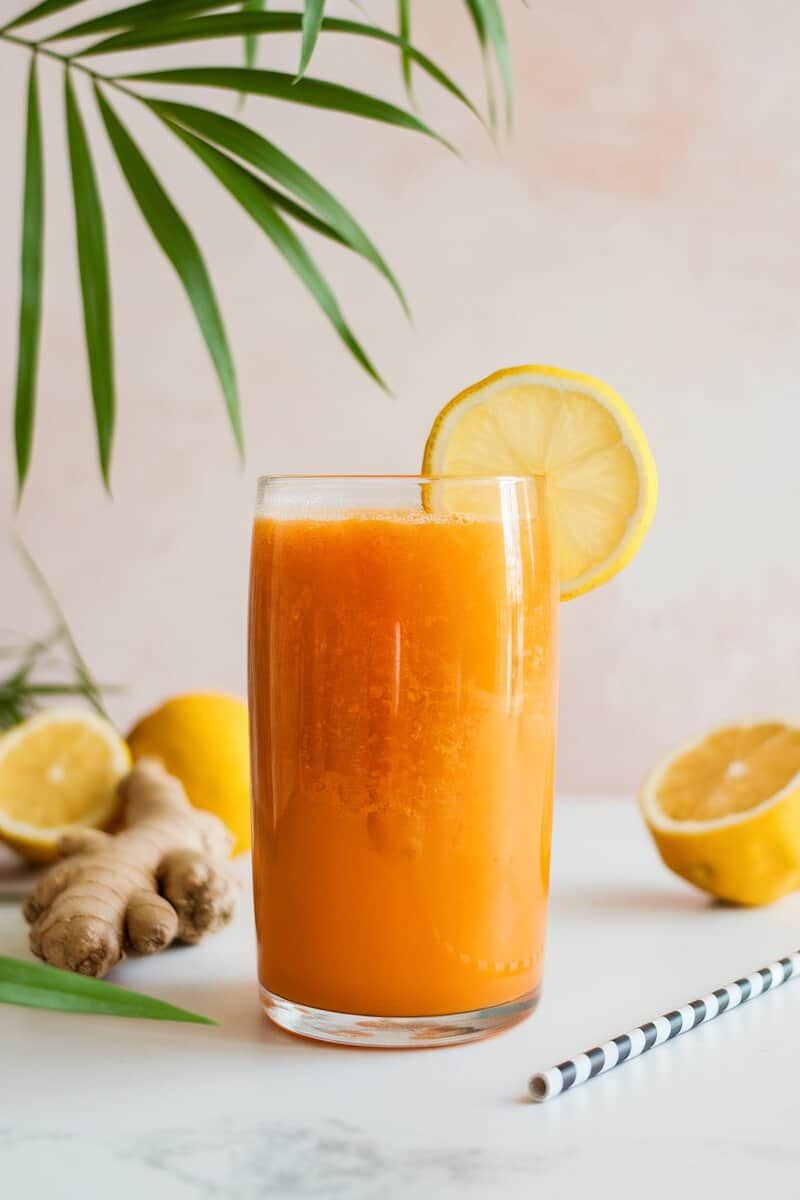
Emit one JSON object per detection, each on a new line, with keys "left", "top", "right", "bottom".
{"left": 0, "top": 1120, "right": 538, "bottom": 1199}
{"left": 126, "top": 1118, "right": 538, "bottom": 1197}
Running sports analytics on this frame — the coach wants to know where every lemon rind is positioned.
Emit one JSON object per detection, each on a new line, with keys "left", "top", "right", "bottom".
{"left": 0, "top": 807, "right": 122, "bottom": 845}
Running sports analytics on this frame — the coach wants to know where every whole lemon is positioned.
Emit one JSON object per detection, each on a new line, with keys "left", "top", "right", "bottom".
{"left": 640, "top": 720, "right": 800, "bottom": 906}
{"left": 127, "top": 693, "right": 251, "bottom": 854}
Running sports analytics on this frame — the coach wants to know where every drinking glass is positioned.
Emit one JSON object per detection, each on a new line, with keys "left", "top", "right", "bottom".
{"left": 248, "top": 475, "right": 558, "bottom": 1046}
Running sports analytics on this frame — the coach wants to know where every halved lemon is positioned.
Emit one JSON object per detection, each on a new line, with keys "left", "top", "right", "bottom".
{"left": 640, "top": 721, "right": 800, "bottom": 906}
{"left": 0, "top": 708, "right": 130, "bottom": 862}
{"left": 422, "top": 365, "right": 657, "bottom": 600}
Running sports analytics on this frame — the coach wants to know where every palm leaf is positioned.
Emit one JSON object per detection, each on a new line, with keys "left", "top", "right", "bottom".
{"left": 160, "top": 119, "right": 388, "bottom": 392}
{"left": 120, "top": 67, "right": 456, "bottom": 151}
{"left": 14, "top": 56, "right": 44, "bottom": 500}
{"left": 94, "top": 86, "right": 243, "bottom": 457}
{"left": 13, "top": 535, "right": 109, "bottom": 719}
{"left": 297, "top": 0, "right": 324, "bottom": 80}
{"left": 3, "top": 0, "right": 87, "bottom": 31}
{"left": 138, "top": 109, "right": 364, "bottom": 249}
{"left": 0, "top": 956, "right": 216, "bottom": 1023}
{"left": 243, "top": 0, "right": 265, "bottom": 70}
{"left": 474, "top": 0, "right": 512, "bottom": 128}
{"left": 64, "top": 70, "right": 115, "bottom": 488}
{"left": 397, "top": 0, "right": 414, "bottom": 105}
{"left": 464, "top": 0, "right": 496, "bottom": 130}
{"left": 91, "top": 13, "right": 482, "bottom": 128}
{"left": 144, "top": 97, "right": 408, "bottom": 315}
{"left": 2, "top": 0, "right": 519, "bottom": 491}
{"left": 47, "top": 0, "right": 233, "bottom": 40}
{"left": 194, "top": 176, "right": 349, "bottom": 246}
{"left": 465, "top": 0, "right": 512, "bottom": 130}
{"left": 231, "top": 186, "right": 347, "bottom": 243}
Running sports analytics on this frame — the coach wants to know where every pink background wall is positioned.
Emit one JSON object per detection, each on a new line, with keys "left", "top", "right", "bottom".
{"left": 3, "top": 1, "right": 799, "bottom": 793}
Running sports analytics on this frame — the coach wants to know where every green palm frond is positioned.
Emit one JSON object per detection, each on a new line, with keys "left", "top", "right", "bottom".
{"left": 470, "top": 0, "right": 512, "bottom": 131}
{"left": 64, "top": 69, "right": 115, "bottom": 490}
{"left": 84, "top": 14, "right": 485, "bottom": 129}
{"left": 242, "top": 0, "right": 266, "bottom": 71}
{"left": 2, "top": 0, "right": 516, "bottom": 498}
{"left": 2, "top": 0, "right": 88, "bottom": 32}
{"left": 163, "top": 120, "right": 388, "bottom": 391}
{"left": 297, "top": 0, "right": 324, "bottom": 79}
{"left": 13, "top": 56, "right": 44, "bottom": 498}
{"left": 95, "top": 85, "right": 243, "bottom": 457}
{"left": 47, "top": 0, "right": 234, "bottom": 40}
{"left": 1, "top": 537, "right": 114, "bottom": 729}
{"left": 123, "top": 66, "right": 458, "bottom": 151}
{"left": 83, "top": 11, "right": 486, "bottom": 130}
{"left": 464, "top": 0, "right": 512, "bottom": 132}
{"left": 397, "top": 0, "right": 414, "bottom": 105}
{"left": 142, "top": 97, "right": 410, "bottom": 315}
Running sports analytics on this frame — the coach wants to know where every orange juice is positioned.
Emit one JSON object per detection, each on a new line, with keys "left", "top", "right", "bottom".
{"left": 249, "top": 480, "right": 557, "bottom": 1040}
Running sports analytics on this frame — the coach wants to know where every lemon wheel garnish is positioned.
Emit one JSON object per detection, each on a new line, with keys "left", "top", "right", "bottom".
{"left": 0, "top": 708, "right": 130, "bottom": 862}
{"left": 422, "top": 365, "right": 657, "bottom": 600}
{"left": 640, "top": 721, "right": 800, "bottom": 906}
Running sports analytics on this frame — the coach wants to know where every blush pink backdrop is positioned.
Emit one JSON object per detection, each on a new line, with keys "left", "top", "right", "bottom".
{"left": 3, "top": 0, "right": 798, "bottom": 793}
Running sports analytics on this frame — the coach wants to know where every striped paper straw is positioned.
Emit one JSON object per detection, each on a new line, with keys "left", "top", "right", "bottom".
{"left": 529, "top": 948, "right": 800, "bottom": 1102}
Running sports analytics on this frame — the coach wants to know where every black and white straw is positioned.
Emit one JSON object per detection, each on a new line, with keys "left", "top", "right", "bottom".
{"left": 529, "top": 949, "right": 800, "bottom": 1102}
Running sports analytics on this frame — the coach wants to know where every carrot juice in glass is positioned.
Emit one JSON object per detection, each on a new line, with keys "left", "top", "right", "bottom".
{"left": 248, "top": 475, "right": 557, "bottom": 1046}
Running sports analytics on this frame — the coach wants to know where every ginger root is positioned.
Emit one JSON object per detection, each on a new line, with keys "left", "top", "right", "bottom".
{"left": 23, "top": 758, "right": 239, "bottom": 977}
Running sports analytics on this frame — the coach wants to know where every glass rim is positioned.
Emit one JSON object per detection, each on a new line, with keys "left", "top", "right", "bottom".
{"left": 257, "top": 473, "right": 543, "bottom": 486}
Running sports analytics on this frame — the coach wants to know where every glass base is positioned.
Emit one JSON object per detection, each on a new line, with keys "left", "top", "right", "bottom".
{"left": 260, "top": 985, "right": 541, "bottom": 1047}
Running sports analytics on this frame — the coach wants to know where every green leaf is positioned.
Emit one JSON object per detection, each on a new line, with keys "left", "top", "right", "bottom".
{"left": 64, "top": 70, "right": 115, "bottom": 489}
{"left": 13, "top": 535, "right": 110, "bottom": 719}
{"left": 120, "top": 67, "right": 456, "bottom": 151}
{"left": 145, "top": 98, "right": 409, "bottom": 315}
{"left": 3, "top": 0, "right": 87, "bottom": 32}
{"left": 14, "top": 56, "right": 45, "bottom": 500}
{"left": 243, "top": 0, "right": 266, "bottom": 71}
{"left": 47, "top": 0, "right": 232, "bottom": 40}
{"left": 161, "top": 120, "right": 388, "bottom": 392}
{"left": 0, "top": 956, "right": 217, "bottom": 1024}
{"left": 464, "top": 0, "right": 496, "bottom": 130}
{"left": 477, "top": 0, "right": 512, "bottom": 128}
{"left": 0, "top": 682, "right": 119, "bottom": 698}
{"left": 465, "top": 0, "right": 512, "bottom": 130}
{"left": 94, "top": 14, "right": 482, "bottom": 128}
{"left": 0, "top": 538, "right": 116, "bottom": 729}
{"left": 94, "top": 87, "right": 243, "bottom": 458}
{"left": 138, "top": 119, "right": 352, "bottom": 249}
{"left": 225, "top": 182, "right": 349, "bottom": 245}
{"left": 398, "top": 0, "right": 414, "bottom": 105}
{"left": 297, "top": 0, "right": 325, "bottom": 80}
{"left": 144, "top": 105, "right": 356, "bottom": 251}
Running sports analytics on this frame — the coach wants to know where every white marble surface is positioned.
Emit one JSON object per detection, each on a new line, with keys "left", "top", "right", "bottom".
{"left": 2, "top": 797, "right": 799, "bottom": 1199}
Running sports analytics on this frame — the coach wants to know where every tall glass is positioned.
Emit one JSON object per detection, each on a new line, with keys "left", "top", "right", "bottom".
{"left": 248, "top": 476, "right": 558, "bottom": 1046}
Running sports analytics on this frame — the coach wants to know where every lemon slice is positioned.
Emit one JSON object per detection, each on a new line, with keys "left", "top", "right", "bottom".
{"left": 640, "top": 721, "right": 800, "bottom": 906}
{"left": 422, "top": 365, "right": 657, "bottom": 600}
{"left": 0, "top": 708, "right": 130, "bottom": 862}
